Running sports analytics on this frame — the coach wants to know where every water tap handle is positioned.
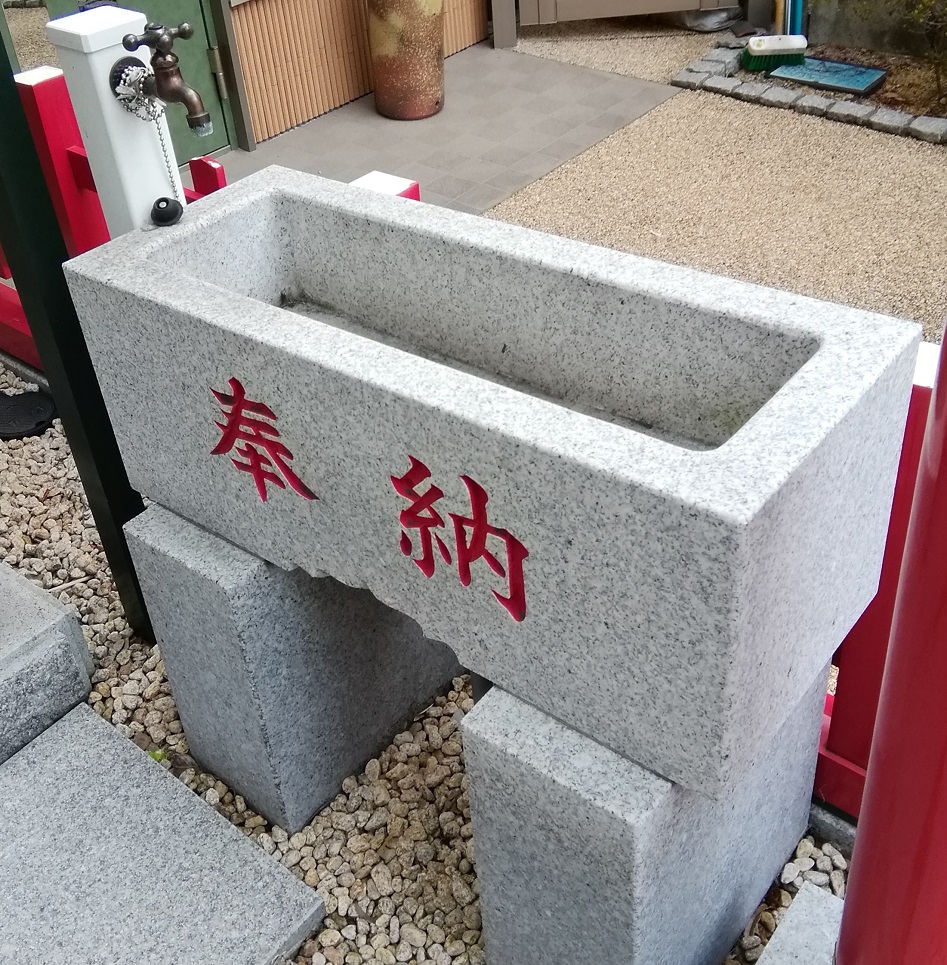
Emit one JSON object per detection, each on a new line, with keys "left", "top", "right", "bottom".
{"left": 122, "top": 23, "right": 194, "bottom": 57}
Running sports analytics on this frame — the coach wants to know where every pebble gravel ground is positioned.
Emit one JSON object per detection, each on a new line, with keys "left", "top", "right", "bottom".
{"left": 516, "top": 16, "right": 715, "bottom": 85}
{"left": 3, "top": 6, "right": 59, "bottom": 72}
{"left": 1, "top": 361, "right": 850, "bottom": 964}
{"left": 503, "top": 27, "right": 947, "bottom": 341}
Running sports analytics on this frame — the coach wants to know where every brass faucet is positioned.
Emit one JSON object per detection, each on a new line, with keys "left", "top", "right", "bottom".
{"left": 122, "top": 23, "right": 213, "bottom": 136}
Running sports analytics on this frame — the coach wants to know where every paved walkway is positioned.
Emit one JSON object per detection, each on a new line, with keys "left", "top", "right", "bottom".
{"left": 220, "top": 42, "right": 676, "bottom": 213}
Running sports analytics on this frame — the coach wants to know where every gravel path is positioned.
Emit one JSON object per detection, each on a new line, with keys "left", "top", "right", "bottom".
{"left": 1, "top": 362, "right": 851, "bottom": 964}
{"left": 516, "top": 16, "right": 715, "bottom": 84}
{"left": 4, "top": 6, "right": 59, "bottom": 72}
{"left": 491, "top": 88, "right": 947, "bottom": 340}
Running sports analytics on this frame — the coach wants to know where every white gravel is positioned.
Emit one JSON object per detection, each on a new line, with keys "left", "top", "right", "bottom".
{"left": 1, "top": 361, "right": 851, "bottom": 965}
{"left": 516, "top": 16, "right": 716, "bottom": 85}
{"left": 491, "top": 89, "right": 947, "bottom": 340}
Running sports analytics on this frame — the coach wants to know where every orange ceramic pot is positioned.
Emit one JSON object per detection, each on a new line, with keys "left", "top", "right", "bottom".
{"left": 367, "top": 0, "right": 445, "bottom": 120}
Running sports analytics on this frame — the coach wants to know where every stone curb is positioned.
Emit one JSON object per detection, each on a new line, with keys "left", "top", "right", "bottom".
{"left": 671, "top": 46, "right": 947, "bottom": 145}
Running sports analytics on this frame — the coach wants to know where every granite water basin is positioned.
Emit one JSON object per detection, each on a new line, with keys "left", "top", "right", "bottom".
{"left": 65, "top": 167, "right": 919, "bottom": 794}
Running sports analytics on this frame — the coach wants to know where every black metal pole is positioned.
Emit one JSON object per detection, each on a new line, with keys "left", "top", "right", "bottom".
{"left": 0, "top": 44, "right": 153, "bottom": 641}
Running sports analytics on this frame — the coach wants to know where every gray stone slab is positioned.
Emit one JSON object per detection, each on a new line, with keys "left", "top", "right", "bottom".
{"left": 0, "top": 562, "right": 91, "bottom": 764}
{"left": 868, "top": 106, "right": 915, "bottom": 135}
{"left": 907, "top": 115, "right": 947, "bottom": 143}
{"left": 796, "top": 94, "right": 835, "bottom": 116}
{"left": 462, "top": 669, "right": 828, "bottom": 965}
{"left": 66, "top": 167, "right": 918, "bottom": 796}
{"left": 733, "top": 81, "right": 773, "bottom": 102}
{"left": 703, "top": 47, "right": 743, "bottom": 73}
{"left": 826, "top": 100, "right": 877, "bottom": 125}
{"left": 126, "top": 504, "right": 460, "bottom": 831}
{"left": 688, "top": 59, "right": 728, "bottom": 77}
{"left": 702, "top": 74, "right": 744, "bottom": 95}
{"left": 757, "top": 883, "right": 843, "bottom": 964}
{"left": 0, "top": 704, "right": 324, "bottom": 964}
{"left": 671, "top": 69, "right": 711, "bottom": 90}
{"left": 760, "top": 85, "right": 804, "bottom": 109}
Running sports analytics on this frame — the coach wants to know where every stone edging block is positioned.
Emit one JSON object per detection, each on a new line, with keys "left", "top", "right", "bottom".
{"left": 908, "top": 115, "right": 947, "bottom": 143}
{"left": 0, "top": 562, "right": 92, "bottom": 764}
{"left": 732, "top": 80, "right": 771, "bottom": 102}
{"left": 701, "top": 75, "right": 743, "bottom": 95}
{"left": 869, "top": 106, "right": 915, "bottom": 135}
{"left": 826, "top": 100, "right": 877, "bottom": 125}
{"left": 671, "top": 70, "right": 710, "bottom": 90}
{"left": 795, "top": 93, "right": 834, "bottom": 116}
{"left": 688, "top": 59, "right": 728, "bottom": 77}
{"left": 669, "top": 45, "right": 945, "bottom": 146}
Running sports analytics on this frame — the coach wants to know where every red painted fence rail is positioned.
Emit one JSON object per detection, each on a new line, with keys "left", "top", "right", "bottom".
{"left": 814, "top": 343, "right": 938, "bottom": 819}
{"left": 0, "top": 66, "right": 227, "bottom": 372}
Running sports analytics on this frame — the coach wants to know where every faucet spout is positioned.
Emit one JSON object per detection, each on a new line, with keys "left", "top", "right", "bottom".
{"left": 122, "top": 23, "right": 214, "bottom": 136}
{"left": 152, "top": 51, "right": 213, "bottom": 135}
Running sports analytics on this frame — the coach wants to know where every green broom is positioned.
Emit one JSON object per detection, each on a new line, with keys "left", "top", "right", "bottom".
{"left": 741, "top": 35, "right": 807, "bottom": 71}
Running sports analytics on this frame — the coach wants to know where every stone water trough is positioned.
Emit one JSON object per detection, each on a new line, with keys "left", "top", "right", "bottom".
{"left": 65, "top": 166, "right": 918, "bottom": 796}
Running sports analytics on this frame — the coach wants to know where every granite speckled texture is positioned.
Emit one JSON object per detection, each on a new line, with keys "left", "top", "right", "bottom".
{"left": 126, "top": 504, "right": 459, "bottom": 831}
{"left": 756, "top": 883, "right": 843, "bottom": 964}
{"left": 0, "top": 562, "right": 92, "bottom": 764}
{"left": 65, "top": 167, "right": 918, "bottom": 794}
{"left": 462, "top": 670, "right": 828, "bottom": 965}
{"left": 0, "top": 704, "right": 324, "bottom": 964}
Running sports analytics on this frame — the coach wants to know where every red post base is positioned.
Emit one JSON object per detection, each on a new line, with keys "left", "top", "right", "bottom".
{"left": 835, "top": 339, "right": 947, "bottom": 965}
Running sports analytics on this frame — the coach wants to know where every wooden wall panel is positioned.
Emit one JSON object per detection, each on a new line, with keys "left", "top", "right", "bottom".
{"left": 233, "top": 0, "right": 489, "bottom": 142}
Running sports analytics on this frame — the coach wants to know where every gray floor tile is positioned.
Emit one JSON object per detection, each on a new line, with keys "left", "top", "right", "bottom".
{"left": 479, "top": 141, "right": 534, "bottom": 166}
{"left": 510, "top": 152, "right": 561, "bottom": 178}
{"left": 425, "top": 173, "right": 479, "bottom": 200}
{"left": 505, "top": 126, "right": 562, "bottom": 153}
{"left": 486, "top": 168, "right": 536, "bottom": 193}
{"left": 443, "top": 200, "right": 480, "bottom": 214}
{"left": 537, "top": 137, "right": 591, "bottom": 163}
{"left": 218, "top": 42, "right": 675, "bottom": 212}
{"left": 450, "top": 155, "right": 510, "bottom": 183}
{"left": 454, "top": 183, "right": 511, "bottom": 212}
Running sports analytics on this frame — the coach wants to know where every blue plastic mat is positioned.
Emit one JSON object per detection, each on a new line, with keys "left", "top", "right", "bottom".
{"left": 770, "top": 58, "right": 887, "bottom": 95}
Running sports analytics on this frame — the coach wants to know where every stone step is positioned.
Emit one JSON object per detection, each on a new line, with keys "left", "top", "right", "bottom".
{"left": 0, "top": 704, "right": 324, "bottom": 964}
{"left": 0, "top": 562, "right": 92, "bottom": 764}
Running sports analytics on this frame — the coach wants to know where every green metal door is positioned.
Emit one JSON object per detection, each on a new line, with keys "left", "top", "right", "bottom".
{"left": 45, "top": 0, "right": 232, "bottom": 161}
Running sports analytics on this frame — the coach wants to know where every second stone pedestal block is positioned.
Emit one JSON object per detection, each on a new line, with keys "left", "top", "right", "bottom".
{"left": 463, "top": 670, "right": 828, "bottom": 965}
{"left": 126, "top": 504, "right": 460, "bottom": 831}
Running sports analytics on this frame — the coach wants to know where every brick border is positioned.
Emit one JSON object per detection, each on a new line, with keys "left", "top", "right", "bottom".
{"left": 672, "top": 44, "right": 947, "bottom": 145}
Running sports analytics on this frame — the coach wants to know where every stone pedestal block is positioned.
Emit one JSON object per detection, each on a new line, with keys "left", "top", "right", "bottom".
{"left": 67, "top": 167, "right": 918, "bottom": 794}
{"left": 0, "top": 562, "right": 92, "bottom": 764}
{"left": 462, "top": 670, "right": 828, "bottom": 965}
{"left": 125, "top": 505, "right": 460, "bottom": 832}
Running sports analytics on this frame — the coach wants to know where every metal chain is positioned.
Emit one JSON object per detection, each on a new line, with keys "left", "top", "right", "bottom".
{"left": 114, "top": 63, "right": 183, "bottom": 205}
{"left": 153, "top": 116, "right": 183, "bottom": 205}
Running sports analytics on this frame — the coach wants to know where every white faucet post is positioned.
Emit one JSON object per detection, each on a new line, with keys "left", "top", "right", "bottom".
{"left": 46, "top": 6, "right": 185, "bottom": 238}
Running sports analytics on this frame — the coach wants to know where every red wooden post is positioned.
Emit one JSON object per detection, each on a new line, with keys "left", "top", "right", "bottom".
{"left": 814, "top": 352, "right": 935, "bottom": 817}
{"left": 0, "top": 282, "right": 42, "bottom": 369}
{"left": 187, "top": 155, "right": 227, "bottom": 200}
{"left": 835, "top": 339, "right": 947, "bottom": 964}
{"left": 15, "top": 66, "right": 109, "bottom": 257}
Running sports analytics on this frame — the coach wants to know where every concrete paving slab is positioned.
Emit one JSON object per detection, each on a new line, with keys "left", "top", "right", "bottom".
{"left": 0, "top": 704, "right": 324, "bottom": 964}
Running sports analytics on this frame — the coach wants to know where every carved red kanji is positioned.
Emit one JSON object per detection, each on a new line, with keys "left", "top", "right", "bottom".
{"left": 391, "top": 456, "right": 529, "bottom": 622}
{"left": 211, "top": 377, "right": 316, "bottom": 503}
{"left": 450, "top": 474, "right": 529, "bottom": 623}
{"left": 390, "top": 455, "right": 452, "bottom": 577}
